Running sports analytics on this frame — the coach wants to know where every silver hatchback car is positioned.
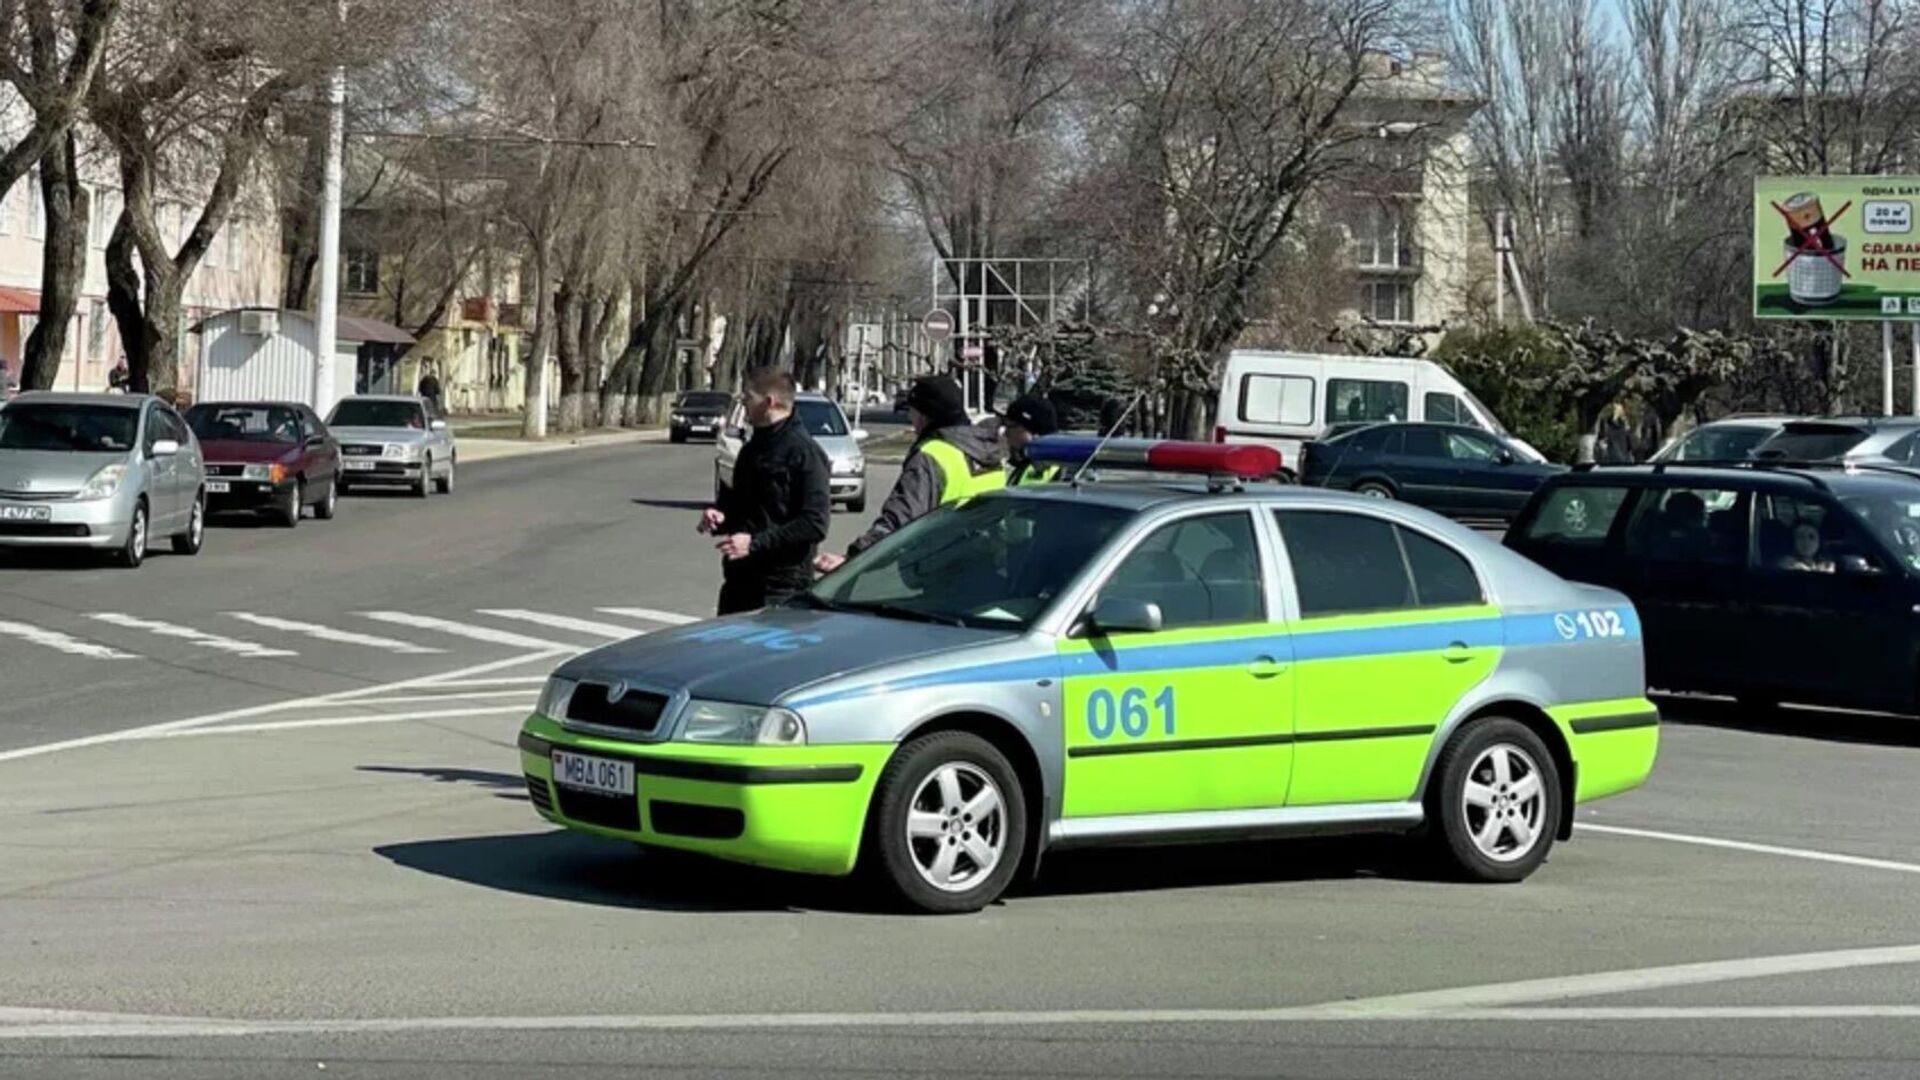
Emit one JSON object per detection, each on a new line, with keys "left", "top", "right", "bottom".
{"left": 0, "top": 392, "right": 206, "bottom": 567}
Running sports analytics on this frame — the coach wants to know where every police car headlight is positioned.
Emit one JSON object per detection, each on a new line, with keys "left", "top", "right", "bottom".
{"left": 679, "top": 700, "right": 807, "bottom": 745}
{"left": 536, "top": 677, "right": 577, "bottom": 720}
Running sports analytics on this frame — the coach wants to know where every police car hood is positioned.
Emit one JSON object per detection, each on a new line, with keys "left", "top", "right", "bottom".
{"left": 554, "top": 608, "right": 1008, "bottom": 705}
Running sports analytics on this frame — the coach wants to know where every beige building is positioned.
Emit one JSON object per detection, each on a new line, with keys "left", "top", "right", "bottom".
{"left": 0, "top": 159, "right": 282, "bottom": 394}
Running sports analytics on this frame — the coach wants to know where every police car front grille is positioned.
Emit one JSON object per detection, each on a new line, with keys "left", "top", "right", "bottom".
{"left": 525, "top": 775, "right": 553, "bottom": 813}
{"left": 565, "top": 684, "right": 668, "bottom": 735}
{"left": 554, "top": 787, "right": 639, "bottom": 831}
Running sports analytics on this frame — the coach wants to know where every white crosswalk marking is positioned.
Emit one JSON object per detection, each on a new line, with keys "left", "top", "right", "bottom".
{"left": 0, "top": 620, "right": 140, "bottom": 660}
{"left": 596, "top": 607, "right": 699, "bottom": 626}
{"left": 227, "top": 613, "right": 445, "bottom": 654}
{"left": 361, "top": 612, "right": 568, "bottom": 651}
{"left": 89, "top": 613, "right": 296, "bottom": 658}
{"left": 477, "top": 609, "right": 646, "bottom": 639}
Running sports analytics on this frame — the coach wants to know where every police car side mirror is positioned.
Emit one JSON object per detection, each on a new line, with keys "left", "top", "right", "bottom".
{"left": 1086, "top": 597, "right": 1163, "bottom": 636}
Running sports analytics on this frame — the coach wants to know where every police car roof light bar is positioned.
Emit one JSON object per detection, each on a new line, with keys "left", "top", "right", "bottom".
{"left": 1027, "top": 435, "right": 1284, "bottom": 480}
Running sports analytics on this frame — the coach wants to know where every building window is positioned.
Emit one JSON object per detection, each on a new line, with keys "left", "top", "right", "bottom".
{"left": 1358, "top": 279, "right": 1415, "bottom": 325}
{"left": 91, "top": 189, "right": 117, "bottom": 248}
{"left": 1348, "top": 202, "right": 1416, "bottom": 270}
{"left": 345, "top": 249, "right": 380, "bottom": 295}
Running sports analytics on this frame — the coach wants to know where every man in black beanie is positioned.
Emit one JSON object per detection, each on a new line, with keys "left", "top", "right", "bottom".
{"left": 1003, "top": 393, "right": 1061, "bottom": 486}
{"left": 814, "top": 373, "right": 1005, "bottom": 572}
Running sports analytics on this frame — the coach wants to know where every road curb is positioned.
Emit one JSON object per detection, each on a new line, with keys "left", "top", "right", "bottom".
{"left": 458, "top": 429, "right": 666, "bottom": 464}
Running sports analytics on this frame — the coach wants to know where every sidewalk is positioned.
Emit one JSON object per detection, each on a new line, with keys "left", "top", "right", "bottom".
{"left": 457, "top": 426, "right": 666, "bottom": 464}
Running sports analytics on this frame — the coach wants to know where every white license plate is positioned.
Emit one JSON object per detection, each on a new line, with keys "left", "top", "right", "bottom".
{"left": 0, "top": 503, "right": 50, "bottom": 522}
{"left": 205, "top": 481, "right": 230, "bottom": 493}
{"left": 343, "top": 460, "right": 377, "bottom": 472}
{"left": 551, "top": 750, "right": 634, "bottom": 796}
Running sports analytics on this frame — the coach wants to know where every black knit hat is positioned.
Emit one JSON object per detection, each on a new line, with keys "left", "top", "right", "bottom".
{"left": 1004, "top": 393, "right": 1059, "bottom": 436}
{"left": 906, "top": 374, "right": 970, "bottom": 429}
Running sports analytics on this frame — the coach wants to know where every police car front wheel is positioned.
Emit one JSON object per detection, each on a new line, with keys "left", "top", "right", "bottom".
{"left": 1429, "top": 718, "right": 1560, "bottom": 883}
{"left": 868, "top": 731, "right": 1027, "bottom": 914}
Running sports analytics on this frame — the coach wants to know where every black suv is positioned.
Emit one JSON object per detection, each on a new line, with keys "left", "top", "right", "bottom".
{"left": 1506, "top": 464, "right": 1920, "bottom": 714}
{"left": 669, "top": 391, "right": 732, "bottom": 444}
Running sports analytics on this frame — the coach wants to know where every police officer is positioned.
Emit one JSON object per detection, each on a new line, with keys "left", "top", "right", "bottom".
{"left": 814, "top": 373, "right": 1004, "bottom": 573}
{"left": 1003, "top": 393, "right": 1062, "bottom": 486}
{"left": 699, "top": 367, "right": 831, "bottom": 614}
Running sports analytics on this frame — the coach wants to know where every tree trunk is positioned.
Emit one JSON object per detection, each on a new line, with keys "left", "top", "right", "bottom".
{"left": 553, "top": 280, "right": 582, "bottom": 433}
{"left": 583, "top": 291, "right": 617, "bottom": 429}
{"left": 521, "top": 235, "right": 554, "bottom": 438}
{"left": 635, "top": 295, "right": 686, "bottom": 423}
{"left": 281, "top": 107, "right": 327, "bottom": 310}
{"left": 22, "top": 133, "right": 89, "bottom": 391}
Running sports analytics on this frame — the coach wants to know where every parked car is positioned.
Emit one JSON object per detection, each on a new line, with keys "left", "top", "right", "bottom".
{"left": 0, "top": 392, "right": 204, "bottom": 567}
{"left": 668, "top": 390, "right": 732, "bottom": 444}
{"left": 184, "top": 401, "right": 341, "bottom": 527}
{"left": 715, "top": 392, "right": 870, "bottom": 512}
{"left": 1506, "top": 464, "right": 1920, "bottom": 714}
{"left": 1213, "top": 349, "right": 1541, "bottom": 470}
{"left": 1300, "top": 421, "right": 1565, "bottom": 522}
{"left": 1648, "top": 415, "right": 1793, "bottom": 464}
{"left": 1748, "top": 416, "right": 1920, "bottom": 468}
{"left": 325, "top": 395, "right": 455, "bottom": 498}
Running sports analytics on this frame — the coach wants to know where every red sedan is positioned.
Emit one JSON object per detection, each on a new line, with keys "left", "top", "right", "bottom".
{"left": 183, "top": 401, "right": 341, "bottom": 527}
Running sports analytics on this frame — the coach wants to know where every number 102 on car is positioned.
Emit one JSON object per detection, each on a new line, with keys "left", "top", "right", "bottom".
{"left": 1555, "top": 609, "right": 1626, "bottom": 640}
{"left": 1086, "top": 686, "right": 1176, "bottom": 739}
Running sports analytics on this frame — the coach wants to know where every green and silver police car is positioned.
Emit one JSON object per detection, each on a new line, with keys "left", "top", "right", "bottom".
{"left": 518, "top": 438, "right": 1658, "bottom": 913}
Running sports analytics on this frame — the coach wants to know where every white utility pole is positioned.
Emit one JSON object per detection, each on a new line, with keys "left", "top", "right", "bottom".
{"left": 1494, "top": 209, "right": 1508, "bottom": 324}
{"left": 1911, "top": 323, "right": 1918, "bottom": 417}
{"left": 1884, "top": 320, "right": 1896, "bottom": 417}
{"left": 312, "top": 1, "right": 346, "bottom": 415}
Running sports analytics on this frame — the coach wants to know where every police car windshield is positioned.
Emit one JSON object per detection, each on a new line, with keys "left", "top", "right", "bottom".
{"left": 1838, "top": 492, "right": 1920, "bottom": 573}
{"left": 809, "top": 497, "right": 1131, "bottom": 630}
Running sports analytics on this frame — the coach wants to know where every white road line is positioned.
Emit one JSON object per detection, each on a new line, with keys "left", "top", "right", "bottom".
{"left": 344, "top": 689, "right": 538, "bottom": 707}
{"left": 361, "top": 612, "right": 570, "bottom": 651}
{"left": 89, "top": 613, "right": 295, "bottom": 658}
{"left": 597, "top": 607, "right": 699, "bottom": 626}
{"left": 1582, "top": 822, "right": 1920, "bottom": 876}
{"left": 0, "top": 649, "right": 568, "bottom": 765}
{"left": 420, "top": 676, "right": 550, "bottom": 689}
{"left": 0, "top": 620, "right": 139, "bottom": 660}
{"left": 478, "top": 609, "right": 646, "bottom": 639}
{"left": 227, "top": 613, "right": 444, "bottom": 655}
{"left": 161, "top": 705, "right": 531, "bottom": 738}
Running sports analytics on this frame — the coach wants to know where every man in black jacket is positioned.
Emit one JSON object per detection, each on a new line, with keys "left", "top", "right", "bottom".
{"left": 699, "top": 368, "right": 831, "bottom": 614}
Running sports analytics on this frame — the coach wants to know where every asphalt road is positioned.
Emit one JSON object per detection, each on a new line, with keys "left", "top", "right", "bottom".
{"left": 3, "top": 431, "right": 1919, "bottom": 1079}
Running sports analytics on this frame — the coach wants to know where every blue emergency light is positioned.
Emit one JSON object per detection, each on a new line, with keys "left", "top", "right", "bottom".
{"left": 1025, "top": 436, "right": 1284, "bottom": 479}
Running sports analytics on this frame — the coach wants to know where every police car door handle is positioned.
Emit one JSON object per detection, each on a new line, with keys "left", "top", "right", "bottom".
{"left": 1443, "top": 642, "right": 1473, "bottom": 664}
{"left": 1249, "top": 656, "right": 1285, "bottom": 679}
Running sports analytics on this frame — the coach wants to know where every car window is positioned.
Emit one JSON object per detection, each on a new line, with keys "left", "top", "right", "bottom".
{"left": 302, "top": 407, "right": 328, "bottom": 440}
{"left": 1425, "top": 392, "right": 1465, "bottom": 424}
{"left": 1754, "top": 424, "right": 1870, "bottom": 461}
{"left": 185, "top": 404, "right": 301, "bottom": 444}
{"left": 1239, "top": 374, "right": 1315, "bottom": 427}
{"left": 1399, "top": 427, "right": 1446, "bottom": 458}
{"left": 1755, "top": 494, "right": 1876, "bottom": 575}
{"left": 1837, "top": 491, "right": 1920, "bottom": 572}
{"left": 1275, "top": 511, "right": 1413, "bottom": 615}
{"left": 1520, "top": 486, "right": 1631, "bottom": 547}
{"left": 1098, "top": 513, "right": 1265, "bottom": 629}
{"left": 1882, "top": 432, "right": 1920, "bottom": 465}
{"left": 1623, "top": 486, "right": 1750, "bottom": 567}
{"left": 814, "top": 498, "right": 1131, "bottom": 629}
{"left": 1445, "top": 430, "right": 1500, "bottom": 461}
{"left": 329, "top": 399, "right": 426, "bottom": 429}
{"left": 1325, "top": 378, "right": 1409, "bottom": 425}
{"left": 161, "top": 409, "right": 191, "bottom": 445}
{"left": 678, "top": 392, "right": 730, "bottom": 409}
{"left": 1339, "top": 426, "right": 1392, "bottom": 455}
{"left": 1666, "top": 425, "right": 1770, "bottom": 462}
{"left": 1400, "top": 529, "right": 1485, "bottom": 606}
{"left": 793, "top": 399, "right": 849, "bottom": 437}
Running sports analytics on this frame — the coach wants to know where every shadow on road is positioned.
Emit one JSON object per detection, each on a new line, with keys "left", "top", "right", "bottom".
{"left": 630, "top": 498, "right": 711, "bottom": 512}
{"left": 357, "top": 764, "right": 528, "bottom": 800}
{"left": 376, "top": 828, "right": 1436, "bottom": 916}
{"left": 1656, "top": 695, "right": 1920, "bottom": 749}
{"left": 373, "top": 830, "right": 871, "bottom": 914}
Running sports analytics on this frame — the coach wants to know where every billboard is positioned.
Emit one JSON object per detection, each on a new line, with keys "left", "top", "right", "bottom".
{"left": 1754, "top": 175, "right": 1920, "bottom": 320}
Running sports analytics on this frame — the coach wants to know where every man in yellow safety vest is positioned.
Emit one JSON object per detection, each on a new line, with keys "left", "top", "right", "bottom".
{"left": 814, "top": 373, "right": 1004, "bottom": 573}
{"left": 1003, "top": 393, "right": 1062, "bottom": 486}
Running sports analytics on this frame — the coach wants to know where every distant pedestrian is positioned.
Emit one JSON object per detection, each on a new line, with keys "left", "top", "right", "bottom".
{"left": 699, "top": 366, "right": 831, "bottom": 615}
{"left": 417, "top": 359, "right": 444, "bottom": 417}
{"left": 815, "top": 373, "right": 1004, "bottom": 574}
{"left": 1595, "top": 403, "right": 1634, "bottom": 465}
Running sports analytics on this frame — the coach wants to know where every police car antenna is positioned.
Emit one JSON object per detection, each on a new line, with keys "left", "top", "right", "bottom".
{"left": 1072, "top": 391, "right": 1147, "bottom": 486}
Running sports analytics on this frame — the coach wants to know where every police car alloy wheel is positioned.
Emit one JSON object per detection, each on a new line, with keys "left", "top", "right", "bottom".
{"left": 869, "top": 731, "right": 1027, "bottom": 914}
{"left": 1430, "top": 718, "right": 1559, "bottom": 882}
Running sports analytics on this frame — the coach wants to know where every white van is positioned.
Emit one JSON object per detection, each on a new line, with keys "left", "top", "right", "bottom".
{"left": 1213, "top": 350, "right": 1529, "bottom": 471}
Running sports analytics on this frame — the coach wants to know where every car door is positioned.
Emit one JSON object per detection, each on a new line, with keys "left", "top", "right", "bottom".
{"left": 1746, "top": 492, "right": 1909, "bottom": 710}
{"left": 1619, "top": 482, "right": 1754, "bottom": 695}
{"left": 1441, "top": 428, "right": 1538, "bottom": 516}
{"left": 1058, "top": 510, "right": 1294, "bottom": 819}
{"left": 1381, "top": 426, "right": 1454, "bottom": 510}
{"left": 165, "top": 408, "right": 200, "bottom": 518}
{"left": 301, "top": 407, "right": 338, "bottom": 490}
{"left": 139, "top": 404, "right": 179, "bottom": 526}
{"left": 1272, "top": 509, "right": 1497, "bottom": 806}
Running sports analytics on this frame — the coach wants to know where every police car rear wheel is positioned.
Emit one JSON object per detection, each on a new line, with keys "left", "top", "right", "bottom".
{"left": 1430, "top": 718, "right": 1559, "bottom": 883}
{"left": 869, "top": 732, "right": 1026, "bottom": 914}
